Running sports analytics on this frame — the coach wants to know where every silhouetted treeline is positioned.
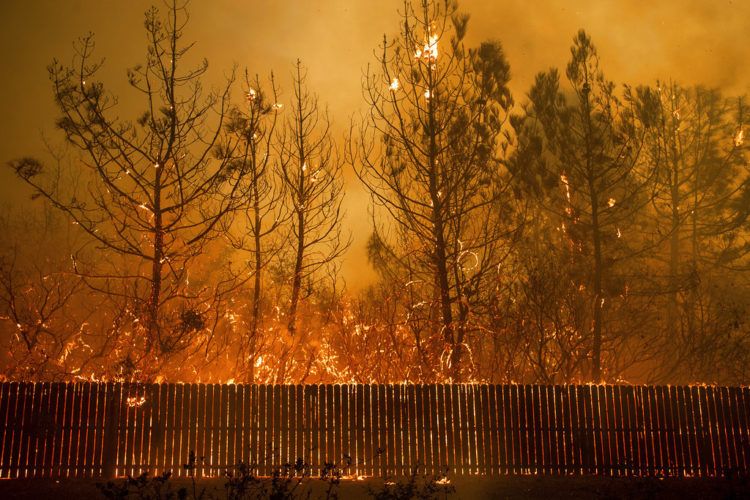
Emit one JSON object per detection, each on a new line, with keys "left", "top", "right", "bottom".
{"left": 2, "top": 0, "right": 748, "bottom": 385}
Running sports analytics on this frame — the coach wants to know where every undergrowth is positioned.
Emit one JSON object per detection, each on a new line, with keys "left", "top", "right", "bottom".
{"left": 96, "top": 451, "right": 454, "bottom": 500}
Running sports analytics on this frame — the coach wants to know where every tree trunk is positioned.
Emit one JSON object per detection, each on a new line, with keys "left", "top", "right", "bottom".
{"left": 148, "top": 162, "right": 164, "bottom": 354}
{"left": 582, "top": 83, "right": 603, "bottom": 382}
{"left": 426, "top": 73, "right": 456, "bottom": 380}
{"left": 288, "top": 62, "right": 307, "bottom": 336}
{"left": 667, "top": 94, "right": 681, "bottom": 343}
{"left": 248, "top": 177, "right": 263, "bottom": 383}
{"left": 590, "top": 193, "right": 603, "bottom": 382}
{"left": 288, "top": 204, "right": 305, "bottom": 335}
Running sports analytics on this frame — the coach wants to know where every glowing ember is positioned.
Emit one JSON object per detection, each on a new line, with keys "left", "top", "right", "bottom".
{"left": 126, "top": 396, "right": 146, "bottom": 408}
{"left": 608, "top": 197, "right": 616, "bottom": 208}
{"left": 435, "top": 477, "right": 451, "bottom": 485}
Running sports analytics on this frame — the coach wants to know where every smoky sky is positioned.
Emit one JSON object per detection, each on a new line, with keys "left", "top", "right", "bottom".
{"left": 1, "top": 0, "right": 748, "bottom": 287}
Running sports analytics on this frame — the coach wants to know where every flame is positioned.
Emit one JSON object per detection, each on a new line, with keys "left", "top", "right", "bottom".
{"left": 415, "top": 33, "right": 439, "bottom": 61}
{"left": 272, "top": 103, "right": 283, "bottom": 110}
{"left": 424, "top": 89, "right": 432, "bottom": 100}
{"left": 735, "top": 129, "right": 744, "bottom": 147}
{"left": 560, "top": 173, "right": 571, "bottom": 203}
{"left": 607, "top": 197, "right": 616, "bottom": 208}
{"left": 126, "top": 396, "right": 147, "bottom": 408}
{"left": 389, "top": 77, "right": 400, "bottom": 91}
{"left": 427, "top": 34, "right": 439, "bottom": 60}
{"left": 246, "top": 88, "right": 257, "bottom": 102}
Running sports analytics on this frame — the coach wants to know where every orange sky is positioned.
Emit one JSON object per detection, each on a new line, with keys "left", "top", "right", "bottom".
{"left": 1, "top": 0, "right": 748, "bottom": 288}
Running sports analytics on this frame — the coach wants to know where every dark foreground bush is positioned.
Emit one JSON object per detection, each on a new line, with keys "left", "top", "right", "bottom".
{"left": 96, "top": 451, "right": 454, "bottom": 500}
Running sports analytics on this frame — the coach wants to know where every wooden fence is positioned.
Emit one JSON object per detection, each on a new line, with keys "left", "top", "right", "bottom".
{"left": 0, "top": 382, "right": 748, "bottom": 479}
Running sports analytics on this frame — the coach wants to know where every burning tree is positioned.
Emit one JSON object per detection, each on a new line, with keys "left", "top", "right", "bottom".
{"left": 279, "top": 60, "right": 348, "bottom": 338}
{"left": 9, "top": 1, "right": 245, "bottom": 378}
{"left": 508, "top": 31, "right": 653, "bottom": 382}
{"left": 351, "top": 0, "right": 519, "bottom": 381}
{"left": 264, "top": 60, "right": 349, "bottom": 383}
{"left": 220, "top": 72, "right": 287, "bottom": 383}
{"left": 637, "top": 84, "right": 749, "bottom": 382}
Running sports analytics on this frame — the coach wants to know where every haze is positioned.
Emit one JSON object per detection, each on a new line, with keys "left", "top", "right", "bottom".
{"left": 1, "top": 0, "right": 748, "bottom": 287}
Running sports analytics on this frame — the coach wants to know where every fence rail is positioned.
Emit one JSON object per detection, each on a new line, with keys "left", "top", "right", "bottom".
{"left": 0, "top": 382, "right": 748, "bottom": 479}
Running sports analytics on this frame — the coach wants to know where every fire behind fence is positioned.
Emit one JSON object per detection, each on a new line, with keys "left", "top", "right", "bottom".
{"left": 0, "top": 382, "right": 748, "bottom": 479}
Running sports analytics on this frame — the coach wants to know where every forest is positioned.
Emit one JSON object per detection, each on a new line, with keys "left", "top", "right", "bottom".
{"left": 1, "top": 0, "right": 748, "bottom": 387}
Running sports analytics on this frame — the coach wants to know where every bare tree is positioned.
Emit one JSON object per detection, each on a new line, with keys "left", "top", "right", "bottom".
{"left": 351, "top": 0, "right": 518, "bottom": 381}
{"left": 9, "top": 1, "right": 245, "bottom": 376}
{"left": 220, "top": 72, "right": 287, "bottom": 382}
{"left": 278, "top": 60, "right": 349, "bottom": 337}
